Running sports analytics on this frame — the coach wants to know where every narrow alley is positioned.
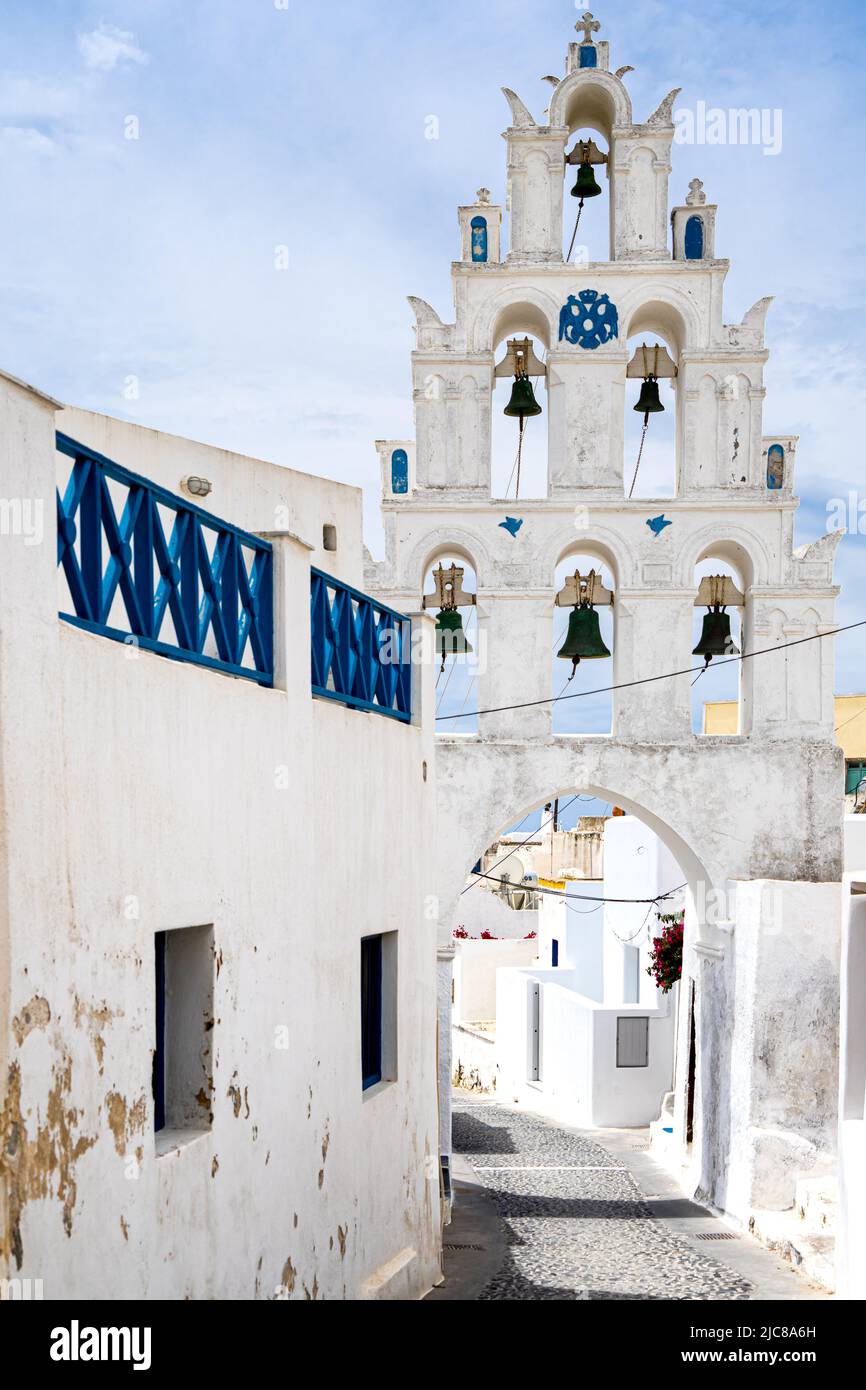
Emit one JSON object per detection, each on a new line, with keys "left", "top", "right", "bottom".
{"left": 427, "top": 1098, "right": 828, "bottom": 1302}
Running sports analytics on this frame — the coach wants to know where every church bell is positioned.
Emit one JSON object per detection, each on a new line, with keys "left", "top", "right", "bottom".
{"left": 692, "top": 606, "right": 738, "bottom": 665}
{"left": 503, "top": 373, "right": 542, "bottom": 420}
{"left": 633, "top": 376, "right": 664, "bottom": 416}
{"left": 435, "top": 607, "right": 472, "bottom": 658}
{"left": 571, "top": 161, "right": 602, "bottom": 201}
{"left": 557, "top": 604, "right": 611, "bottom": 670}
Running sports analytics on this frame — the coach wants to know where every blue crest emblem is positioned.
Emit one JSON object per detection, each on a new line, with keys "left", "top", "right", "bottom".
{"left": 558, "top": 290, "right": 619, "bottom": 349}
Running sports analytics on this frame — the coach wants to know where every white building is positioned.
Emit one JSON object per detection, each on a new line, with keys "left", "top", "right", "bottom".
{"left": 0, "top": 370, "right": 442, "bottom": 1300}
{"left": 496, "top": 815, "right": 679, "bottom": 1128}
{"left": 366, "top": 11, "right": 843, "bottom": 1232}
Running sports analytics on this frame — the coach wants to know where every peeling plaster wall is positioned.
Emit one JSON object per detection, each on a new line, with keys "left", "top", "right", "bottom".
{"left": 0, "top": 389, "right": 440, "bottom": 1301}
{"left": 681, "top": 881, "right": 841, "bottom": 1223}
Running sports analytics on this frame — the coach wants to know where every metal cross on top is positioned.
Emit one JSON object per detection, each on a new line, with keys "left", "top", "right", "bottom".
{"left": 575, "top": 11, "right": 601, "bottom": 43}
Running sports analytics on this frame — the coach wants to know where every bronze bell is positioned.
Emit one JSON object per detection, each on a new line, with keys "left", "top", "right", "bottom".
{"left": 634, "top": 376, "right": 664, "bottom": 416}
{"left": 504, "top": 373, "right": 542, "bottom": 419}
{"left": 692, "top": 606, "right": 738, "bottom": 665}
{"left": 557, "top": 604, "right": 611, "bottom": 670}
{"left": 435, "top": 608, "right": 472, "bottom": 658}
{"left": 571, "top": 161, "right": 602, "bottom": 201}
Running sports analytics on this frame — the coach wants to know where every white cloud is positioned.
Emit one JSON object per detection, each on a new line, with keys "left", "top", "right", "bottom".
{"left": 77, "top": 23, "right": 149, "bottom": 72}
{"left": 0, "top": 125, "right": 58, "bottom": 155}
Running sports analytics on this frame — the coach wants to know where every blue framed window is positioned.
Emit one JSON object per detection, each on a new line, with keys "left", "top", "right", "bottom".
{"left": 361, "top": 935, "right": 383, "bottom": 1090}
{"left": 153, "top": 932, "right": 166, "bottom": 1132}
{"left": 552, "top": 938, "right": 559, "bottom": 968}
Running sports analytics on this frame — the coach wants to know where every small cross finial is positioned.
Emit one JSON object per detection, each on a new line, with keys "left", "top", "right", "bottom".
{"left": 476, "top": 187, "right": 491, "bottom": 204}
{"left": 575, "top": 10, "right": 601, "bottom": 44}
{"left": 686, "top": 178, "right": 706, "bottom": 206}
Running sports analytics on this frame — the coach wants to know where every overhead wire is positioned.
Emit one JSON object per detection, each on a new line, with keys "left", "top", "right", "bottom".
{"left": 461, "top": 794, "right": 581, "bottom": 896}
{"left": 437, "top": 618, "right": 866, "bottom": 721}
{"left": 468, "top": 868, "right": 687, "bottom": 905}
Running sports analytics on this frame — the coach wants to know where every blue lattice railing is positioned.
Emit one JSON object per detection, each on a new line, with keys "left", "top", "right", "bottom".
{"left": 310, "top": 568, "right": 411, "bottom": 722}
{"left": 56, "top": 432, "right": 274, "bottom": 685}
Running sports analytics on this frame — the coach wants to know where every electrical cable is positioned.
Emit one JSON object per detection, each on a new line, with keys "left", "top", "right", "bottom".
{"left": 437, "top": 618, "right": 866, "bottom": 722}
{"left": 609, "top": 899, "right": 661, "bottom": 945}
{"left": 468, "top": 868, "right": 687, "bottom": 905}
{"left": 461, "top": 794, "right": 581, "bottom": 896}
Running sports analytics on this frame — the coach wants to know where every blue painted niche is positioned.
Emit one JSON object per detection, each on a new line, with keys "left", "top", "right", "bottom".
{"left": 579, "top": 45, "right": 597, "bottom": 68}
{"left": 391, "top": 448, "right": 409, "bottom": 494}
{"left": 471, "top": 216, "right": 488, "bottom": 263}
{"left": 684, "top": 214, "right": 704, "bottom": 260}
{"left": 766, "top": 444, "right": 784, "bottom": 491}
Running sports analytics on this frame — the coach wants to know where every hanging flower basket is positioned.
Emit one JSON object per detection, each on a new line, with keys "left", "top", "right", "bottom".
{"left": 646, "top": 911, "right": 684, "bottom": 994}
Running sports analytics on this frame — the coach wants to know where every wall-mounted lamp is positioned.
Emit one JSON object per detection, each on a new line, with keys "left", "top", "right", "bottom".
{"left": 181, "top": 476, "right": 213, "bottom": 499}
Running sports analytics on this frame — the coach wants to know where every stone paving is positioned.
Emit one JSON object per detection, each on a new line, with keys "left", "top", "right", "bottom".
{"left": 453, "top": 1099, "right": 754, "bottom": 1301}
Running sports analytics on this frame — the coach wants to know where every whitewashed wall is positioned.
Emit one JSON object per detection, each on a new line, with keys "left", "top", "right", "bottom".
{"left": 0, "top": 377, "right": 440, "bottom": 1301}
{"left": 496, "top": 966, "right": 675, "bottom": 1126}
{"left": 453, "top": 937, "right": 539, "bottom": 1024}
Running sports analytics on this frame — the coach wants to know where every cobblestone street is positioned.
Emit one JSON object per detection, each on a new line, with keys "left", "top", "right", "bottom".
{"left": 440, "top": 1098, "right": 825, "bottom": 1302}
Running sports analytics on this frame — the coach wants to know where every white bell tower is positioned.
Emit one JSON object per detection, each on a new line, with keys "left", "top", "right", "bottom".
{"left": 366, "top": 10, "right": 843, "bottom": 1232}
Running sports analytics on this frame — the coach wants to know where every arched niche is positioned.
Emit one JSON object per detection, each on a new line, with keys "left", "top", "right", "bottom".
{"left": 487, "top": 296, "right": 554, "bottom": 353}
{"left": 766, "top": 443, "right": 784, "bottom": 491}
{"left": 550, "top": 546, "right": 616, "bottom": 736}
{"left": 685, "top": 214, "right": 704, "bottom": 260}
{"left": 691, "top": 546, "right": 748, "bottom": 736}
{"left": 549, "top": 70, "right": 633, "bottom": 138}
{"left": 470, "top": 215, "right": 488, "bottom": 263}
{"left": 563, "top": 125, "right": 611, "bottom": 263}
{"left": 619, "top": 296, "right": 694, "bottom": 501}
{"left": 410, "top": 531, "right": 488, "bottom": 591}
{"left": 486, "top": 297, "right": 554, "bottom": 501}
{"left": 424, "top": 548, "right": 479, "bottom": 734}
{"left": 390, "top": 447, "right": 409, "bottom": 495}
{"left": 622, "top": 293, "right": 695, "bottom": 358}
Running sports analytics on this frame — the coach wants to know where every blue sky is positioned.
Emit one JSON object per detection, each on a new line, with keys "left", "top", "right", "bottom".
{"left": 2, "top": 0, "right": 865, "bottom": 714}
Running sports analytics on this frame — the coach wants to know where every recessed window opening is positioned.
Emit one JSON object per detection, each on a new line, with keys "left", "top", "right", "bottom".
{"left": 153, "top": 924, "right": 214, "bottom": 1139}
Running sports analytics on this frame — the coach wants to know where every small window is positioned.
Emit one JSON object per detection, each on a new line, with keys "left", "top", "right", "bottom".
{"left": 616, "top": 1016, "right": 649, "bottom": 1068}
{"left": 551, "top": 938, "right": 559, "bottom": 968}
{"left": 323, "top": 523, "right": 338, "bottom": 552}
{"left": 153, "top": 925, "right": 214, "bottom": 1137}
{"left": 361, "top": 932, "right": 397, "bottom": 1093}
